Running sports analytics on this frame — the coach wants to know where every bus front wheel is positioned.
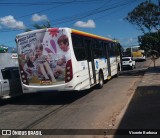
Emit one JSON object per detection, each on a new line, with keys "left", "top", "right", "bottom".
{"left": 97, "top": 71, "right": 104, "bottom": 89}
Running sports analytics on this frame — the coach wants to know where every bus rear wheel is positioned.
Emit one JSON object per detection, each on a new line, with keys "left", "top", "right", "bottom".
{"left": 97, "top": 71, "right": 104, "bottom": 89}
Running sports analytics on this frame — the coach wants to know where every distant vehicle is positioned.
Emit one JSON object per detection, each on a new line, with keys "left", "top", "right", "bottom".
{"left": 15, "top": 27, "right": 121, "bottom": 93}
{"left": 122, "top": 57, "right": 136, "bottom": 70}
{"left": 0, "top": 67, "right": 22, "bottom": 98}
{"left": 131, "top": 46, "right": 146, "bottom": 61}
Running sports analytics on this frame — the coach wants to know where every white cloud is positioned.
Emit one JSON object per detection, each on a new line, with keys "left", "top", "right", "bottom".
{"left": 32, "top": 14, "right": 48, "bottom": 22}
{"left": 74, "top": 19, "right": 96, "bottom": 28}
{"left": 0, "top": 15, "right": 25, "bottom": 29}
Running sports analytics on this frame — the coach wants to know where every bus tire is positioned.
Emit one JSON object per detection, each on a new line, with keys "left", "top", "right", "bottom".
{"left": 97, "top": 71, "right": 104, "bottom": 89}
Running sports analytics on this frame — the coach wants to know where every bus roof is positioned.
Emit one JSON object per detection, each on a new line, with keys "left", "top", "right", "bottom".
{"left": 71, "top": 29, "right": 114, "bottom": 42}
{"left": 16, "top": 27, "right": 115, "bottom": 43}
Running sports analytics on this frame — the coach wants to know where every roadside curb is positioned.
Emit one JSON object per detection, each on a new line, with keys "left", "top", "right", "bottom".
{"left": 109, "top": 59, "right": 154, "bottom": 138}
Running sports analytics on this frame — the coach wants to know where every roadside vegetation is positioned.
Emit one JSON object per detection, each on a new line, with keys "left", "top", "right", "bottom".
{"left": 125, "top": 1, "right": 160, "bottom": 54}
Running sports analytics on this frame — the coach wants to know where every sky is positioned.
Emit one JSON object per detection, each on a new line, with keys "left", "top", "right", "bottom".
{"left": 0, "top": 0, "right": 158, "bottom": 48}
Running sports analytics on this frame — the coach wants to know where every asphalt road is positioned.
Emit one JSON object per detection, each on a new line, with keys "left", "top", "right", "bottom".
{"left": 0, "top": 59, "right": 152, "bottom": 138}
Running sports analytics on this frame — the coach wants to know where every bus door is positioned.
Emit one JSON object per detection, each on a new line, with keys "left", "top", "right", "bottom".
{"left": 105, "top": 43, "right": 111, "bottom": 77}
{"left": 84, "top": 38, "right": 96, "bottom": 85}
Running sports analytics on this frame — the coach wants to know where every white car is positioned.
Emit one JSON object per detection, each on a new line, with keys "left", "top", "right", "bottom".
{"left": 122, "top": 57, "right": 136, "bottom": 70}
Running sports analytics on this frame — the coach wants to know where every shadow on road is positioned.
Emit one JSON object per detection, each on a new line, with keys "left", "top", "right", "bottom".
{"left": 146, "top": 66, "right": 160, "bottom": 74}
{"left": 114, "top": 85, "right": 160, "bottom": 138}
{"left": 0, "top": 69, "right": 147, "bottom": 106}
{"left": 120, "top": 69, "right": 146, "bottom": 77}
{"left": 0, "top": 88, "right": 95, "bottom": 106}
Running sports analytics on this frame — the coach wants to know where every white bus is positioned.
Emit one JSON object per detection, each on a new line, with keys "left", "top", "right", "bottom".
{"left": 16, "top": 28, "right": 121, "bottom": 93}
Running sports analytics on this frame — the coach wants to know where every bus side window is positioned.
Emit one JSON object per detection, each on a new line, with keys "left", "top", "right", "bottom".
{"left": 115, "top": 43, "right": 120, "bottom": 57}
{"left": 72, "top": 34, "right": 86, "bottom": 61}
{"left": 84, "top": 38, "right": 92, "bottom": 61}
{"left": 108, "top": 42, "right": 115, "bottom": 57}
{"left": 92, "top": 39, "right": 105, "bottom": 59}
{"left": 103, "top": 42, "right": 108, "bottom": 59}
{"left": 92, "top": 39, "right": 97, "bottom": 58}
{"left": 99, "top": 41, "right": 105, "bottom": 58}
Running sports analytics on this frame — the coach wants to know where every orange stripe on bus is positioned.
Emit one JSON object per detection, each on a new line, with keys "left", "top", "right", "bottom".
{"left": 71, "top": 29, "right": 113, "bottom": 42}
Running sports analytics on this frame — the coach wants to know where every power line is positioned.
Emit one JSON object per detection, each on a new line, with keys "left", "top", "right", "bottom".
{"left": 0, "top": 0, "right": 107, "bottom": 6}
{"left": 0, "top": 0, "right": 144, "bottom": 45}
{"left": 49, "top": 0, "right": 138, "bottom": 25}
{"left": 0, "top": 0, "right": 142, "bottom": 32}
{"left": 1, "top": 0, "right": 134, "bottom": 32}
{"left": 0, "top": 1, "right": 76, "bottom": 6}
{"left": 0, "top": 0, "right": 106, "bottom": 24}
{"left": 0, "top": 0, "right": 76, "bottom": 25}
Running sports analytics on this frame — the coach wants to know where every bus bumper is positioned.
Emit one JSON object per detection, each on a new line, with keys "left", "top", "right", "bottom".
{"left": 22, "top": 84, "right": 75, "bottom": 93}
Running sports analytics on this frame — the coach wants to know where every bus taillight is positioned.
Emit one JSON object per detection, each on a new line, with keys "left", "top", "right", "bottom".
{"left": 65, "top": 59, "right": 73, "bottom": 83}
{"left": 19, "top": 65, "right": 29, "bottom": 85}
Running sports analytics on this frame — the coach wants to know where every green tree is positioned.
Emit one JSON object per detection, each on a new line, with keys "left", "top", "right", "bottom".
{"left": 126, "top": 47, "right": 131, "bottom": 52}
{"left": 0, "top": 45, "right": 8, "bottom": 53}
{"left": 138, "top": 30, "right": 160, "bottom": 54}
{"left": 125, "top": 1, "right": 159, "bottom": 33}
{"left": 25, "top": 21, "right": 51, "bottom": 32}
{"left": 123, "top": 47, "right": 131, "bottom": 56}
{"left": 126, "top": 1, "right": 160, "bottom": 54}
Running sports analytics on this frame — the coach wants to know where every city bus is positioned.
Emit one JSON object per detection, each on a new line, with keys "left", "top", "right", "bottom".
{"left": 15, "top": 28, "right": 121, "bottom": 93}
{"left": 131, "top": 46, "right": 146, "bottom": 61}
